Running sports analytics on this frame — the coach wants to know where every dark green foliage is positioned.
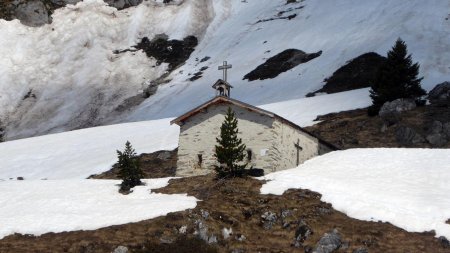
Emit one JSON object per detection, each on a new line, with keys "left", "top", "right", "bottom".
{"left": 369, "top": 38, "right": 426, "bottom": 114}
{"left": 214, "top": 107, "right": 247, "bottom": 178}
{"left": 117, "top": 141, "right": 144, "bottom": 192}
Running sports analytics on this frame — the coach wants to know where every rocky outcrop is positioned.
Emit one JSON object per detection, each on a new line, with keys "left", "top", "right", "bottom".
{"left": 112, "top": 246, "right": 129, "bottom": 253}
{"left": 132, "top": 35, "right": 198, "bottom": 71}
{"left": 313, "top": 229, "right": 342, "bottom": 253}
{"left": 428, "top": 81, "right": 450, "bottom": 106}
{"left": 243, "top": 49, "right": 322, "bottom": 81}
{"left": 426, "top": 120, "right": 450, "bottom": 147}
{"left": 308, "top": 52, "right": 386, "bottom": 96}
{"left": 395, "top": 126, "right": 425, "bottom": 146}
{"left": 0, "top": 0, "right": 144, "bottom": 26}
{"left": 379, "top": 98, "right": 416, "bottom": 125}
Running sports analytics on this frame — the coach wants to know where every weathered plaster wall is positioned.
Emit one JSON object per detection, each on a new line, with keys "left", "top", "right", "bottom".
{"left": 272, "top": 120, "right": 322, "bottom": 170}
{"left": 177, "top": 103, "right": 276, "bottom": 177}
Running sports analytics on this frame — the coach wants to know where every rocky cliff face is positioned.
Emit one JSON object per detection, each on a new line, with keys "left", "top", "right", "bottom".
{"left": 0, "top": 0, "right": 144, "bottom": 26}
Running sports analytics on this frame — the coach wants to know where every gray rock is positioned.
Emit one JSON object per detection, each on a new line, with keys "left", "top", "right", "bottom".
{"left": 395, "top": 126, "right": 425, "bottom": 146}
{"left": 379, "top": 99, "right": 416, "bottom": 125}
{"left": 112, "top": 246, "right": 128, "bottom": 253}
{"left": 353, "top": 247, "right": 368, "bottom": 253}
{"left": 293, "top": 222, "right": 313, "bottom": 248}
{"left": 444, "top": 123, "right": 450, "bottom": 138}
{"left": 178, "top": 225, "right": 187, "bottom": 234}
{"left": 156, "top": 151, "right": 171, "bottom": 160}
{"left": 438, "top": 236, "right": 450, "bottom": 248}
{"left": 261, "top": 211, "right": 277, "bottom": 230}
{"left": 49, "top": 0, "right": 82, "bottom": 5}
{"left": 313, "top": 229, "right": 342, "bottom": 253}
{"left": 104, "top": 0, "right": 143, "bottom": 9}
{"left": 222, "top": 227, "right": 232, "bottom": 240}
{"left": 15, "top": 1, "right": 50, "bottom": 27}
{"left": 430, "top": 121, "right": 443, "bottom": 134}
{"left": 200, "top": 209, "right": 210, "bottom": 219}
{"left": 195, "top": 220, "right": 209, "bottom": 242}
{"left": 426, "top": 133, "right": 448, "bottom": 147}
{"left": 208, "top": 235, "right": 217, "bottom": 244}
{"left": 428, "top": 81, "right": 450, "bottom": 106}
{"left": 236, "top": 234, "right": 246, "bottom": 242}
{"left": 194, "top": 220, "right": 217, "bottom": 244}
{"left": 426, "top": 121, "right": 448, "bottom": 146}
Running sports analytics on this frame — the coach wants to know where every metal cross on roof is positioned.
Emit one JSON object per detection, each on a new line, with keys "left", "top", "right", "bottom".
{"left": 218, "top": 61, "right": 232, "bottom": 82}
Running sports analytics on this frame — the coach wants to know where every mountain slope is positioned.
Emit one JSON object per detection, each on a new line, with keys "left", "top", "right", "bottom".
{"left": 1, "top": 0, "right": 449, "bottom": 140}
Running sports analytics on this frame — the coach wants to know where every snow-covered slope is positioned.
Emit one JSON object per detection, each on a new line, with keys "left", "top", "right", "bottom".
{"left": 0, "top": 90, "right": 369, "bottom": 180}
{"left": 0, "top": 94, "right": 448, "bottom": 239}
{"left": 0, "top": 178, "right": 197, "bottom": 239}
{"left": 1, "top": 0, "right": 449, "bottom": 140}
{"left": 261, "top": 149, "right": 450, "bottom": 239}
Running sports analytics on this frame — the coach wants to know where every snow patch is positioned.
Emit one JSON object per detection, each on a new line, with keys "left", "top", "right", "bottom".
{"left": 0, "top": 178, "right": 197, "bottom": 239}
{"left": 260, "top": 148, "right": 450, "bottom": 238}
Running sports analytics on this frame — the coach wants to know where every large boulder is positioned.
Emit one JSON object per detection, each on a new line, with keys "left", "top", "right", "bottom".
{"left": 428, "top": 81, "right": 450, "bottom": 106}
{"left": 15, "top": 0, "right": 50, "bottom": 27}
{"left": 395, "top": 126, "right": 425, "bottom": 146}
{"left": 426, "top": 121, "right": 449, "bottom": 147}
{"left": 379, "top": 98, "right": 416, "bottom": 125}
{"left": 313, "top": 229, "right": 342, "bottom": 253}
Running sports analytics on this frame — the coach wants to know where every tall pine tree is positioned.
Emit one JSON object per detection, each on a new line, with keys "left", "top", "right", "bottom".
{"left": 214, "top": 107, "right": 247, "bottom": 178}
{"left": 369, "top": 38, "right": 426, "bottom": 115}
{"left": 117, "top": 141, "right": 144, "bottom": 192}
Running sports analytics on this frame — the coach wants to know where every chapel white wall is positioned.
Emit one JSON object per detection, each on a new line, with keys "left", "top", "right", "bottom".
{"left": 272, "top": 119, "right": 322, "bottom": 170}
{"left": 176, "top": 103, "right": 276, "bottom": 177}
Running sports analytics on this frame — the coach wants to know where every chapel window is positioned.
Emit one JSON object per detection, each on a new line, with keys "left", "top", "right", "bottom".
{"left": 247, "top": 150, "right": 253, "bottom": 161}
{"left": 197, "top": 154, "right": 203, "bottom": 166}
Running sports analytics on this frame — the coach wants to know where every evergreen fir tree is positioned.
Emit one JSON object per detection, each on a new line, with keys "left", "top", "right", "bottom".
{"left": 369, "top": 38, "right": 426, "bottom": 115}
{"left": 214, "top": 107, "right": 247, "bottom": 178}
{"left": 117, "top": 141, "right": 143, "bottom": 192}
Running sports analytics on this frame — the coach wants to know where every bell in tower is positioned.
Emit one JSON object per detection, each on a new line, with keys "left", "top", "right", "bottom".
{"left": 212, "top": 79, "right": 233, "bottom": 97}
{"left": 212, "top": 61, "right": 233, "bottom": 97}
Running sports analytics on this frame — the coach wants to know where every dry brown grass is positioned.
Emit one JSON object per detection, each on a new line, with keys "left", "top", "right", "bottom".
{"left": 305, "top": 106, "right": 450, "bottom": 149}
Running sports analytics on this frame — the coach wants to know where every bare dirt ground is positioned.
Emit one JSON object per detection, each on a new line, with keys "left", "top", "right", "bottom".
{"left": 0, "top": 175, "right": 448, "bottom": 253}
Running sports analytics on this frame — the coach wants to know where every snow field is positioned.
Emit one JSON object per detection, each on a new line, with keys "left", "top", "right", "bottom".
{"left": 1, "top": 0, "right": 449, "bottom": 139}
{"left": 260, "top": 148, "right": 450, "bottom": 238}
{"left": 0, "top": 178, "right": 197, "bottom": 239}
{"left": 0, "top": 89, "right": 369, "bottom": 180}
{"left": 0, "top": 118, "right": 179, "bottom": 180}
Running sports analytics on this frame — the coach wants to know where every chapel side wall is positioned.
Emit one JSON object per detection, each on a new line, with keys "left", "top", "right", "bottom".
{"left": 272, "top": 120, "right": 321, "bottom": 170}
{"left": 177, "top": 104, "right": 277, "bottom": 177}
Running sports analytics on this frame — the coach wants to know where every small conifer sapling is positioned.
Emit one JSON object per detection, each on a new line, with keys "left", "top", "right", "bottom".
{"left": 214, "top": 107, "right": 247, "bottom": 178}
{"left": 117, "top": 141, "right": 144, "bottom": 192}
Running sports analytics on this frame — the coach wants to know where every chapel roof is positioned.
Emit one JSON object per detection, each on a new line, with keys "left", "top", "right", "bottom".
{"left": 170, "top": 96, "right": 339, "bottom": 150}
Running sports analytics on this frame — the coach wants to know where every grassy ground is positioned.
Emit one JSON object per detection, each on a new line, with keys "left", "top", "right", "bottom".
{"left": 305, "top": 105, "right": 450, "bottom": 149}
